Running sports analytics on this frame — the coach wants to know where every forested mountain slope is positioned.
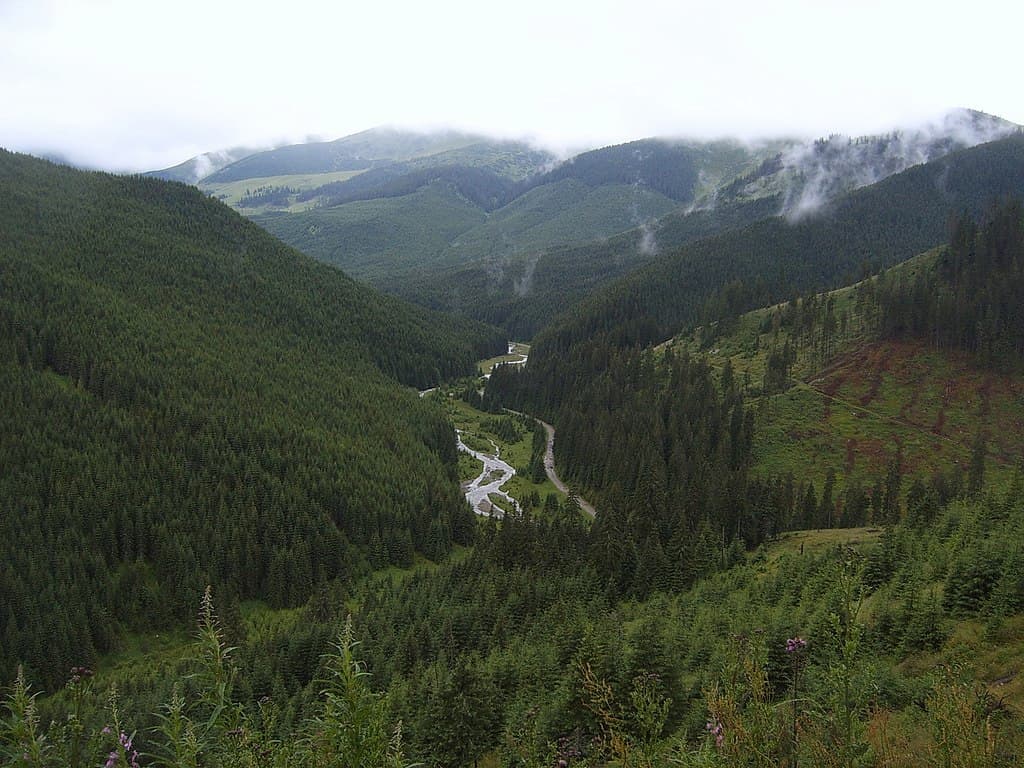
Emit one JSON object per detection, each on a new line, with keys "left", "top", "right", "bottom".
{"left": 253, "top": 181, "right": 490, "bottom": 283}
{"left": 664, "top": 222, "right": 1024, "bottom": 514}
{"left": 245, "top": 113, "right": 1018, "bottom": 340}
{"left": 196, "top": 128, "right": 553, "bottom": 204}
{"left": 405, "top": 193, "right": 783, "bottom": 338}
{"left": 0, "top": 149, "right": 504, "bottom": 689}
{"left": 527, "top": 134, "right": 1024, "bottom": 388}
{"left": 249, "top": 139, "right": 779, "bottom": 299}
{"left": 488, "top": 174, "right": 1024, "bottom": 589}
{"left": 3, "top": 165, "right": 1024, "bottom": 768}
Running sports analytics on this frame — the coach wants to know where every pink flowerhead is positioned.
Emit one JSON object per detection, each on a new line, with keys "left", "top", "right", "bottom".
{"left": 706, "top": 718, "right": 724, "bottom": 746}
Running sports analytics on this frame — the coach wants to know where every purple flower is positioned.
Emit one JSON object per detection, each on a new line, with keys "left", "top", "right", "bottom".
{"left": 706, "top": 718, "right": 724, "bottom": 747}
{"left": 102, "top": 732, "right": 140, "bottom": 768}
{"left": 785, "top": 637, "right": 807, "bottom": 653}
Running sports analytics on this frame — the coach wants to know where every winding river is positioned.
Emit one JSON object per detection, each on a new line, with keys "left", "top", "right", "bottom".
{"left": 481, "top": 346, "right": 529, "bottom": 379}
{"left": 457, "top": 432, "right": 520, "bottom": 517}
{"left": 458, "top": 414, "right": 598, "bottom": 520}
{"left": 458, "top": 346, "right": 530, "bottom": 516}
{"left": 432, "top": 344, "right": 596, "bottom": 518}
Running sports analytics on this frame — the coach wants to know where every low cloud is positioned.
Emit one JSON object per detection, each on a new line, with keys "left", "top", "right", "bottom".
{"left": 778, "top": 109, "right": 1018, "bottom": 221}
{"left": 637, "top": 221, "right": 658, "bottom": 256}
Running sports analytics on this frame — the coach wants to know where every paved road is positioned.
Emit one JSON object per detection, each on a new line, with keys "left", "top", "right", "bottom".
{"left": 536, "top": 419, "right": 596, "bottom": 518}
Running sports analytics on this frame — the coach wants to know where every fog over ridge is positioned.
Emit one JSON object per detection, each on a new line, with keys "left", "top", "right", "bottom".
{"left": 702, "top": 109, "right": 1022, "bottom": 221}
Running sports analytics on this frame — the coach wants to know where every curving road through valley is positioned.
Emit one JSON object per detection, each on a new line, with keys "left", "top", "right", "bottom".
{"left": 536, "top": 419, "right": 596, "bottom": 518}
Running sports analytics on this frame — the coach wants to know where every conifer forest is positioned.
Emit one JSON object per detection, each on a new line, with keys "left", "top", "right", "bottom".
{"left": 2, "top": 63, "right": 1024, "bottom": 767}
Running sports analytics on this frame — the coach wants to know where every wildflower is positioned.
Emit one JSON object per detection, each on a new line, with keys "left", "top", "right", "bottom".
{"left": 101, "top": 732, "right": 140, "bottom": 768}
{"left": 705, "top": 717, "right": 724, "bottom": 747}
{"left": 68, "top": 666, "right": 93, "bottom": 685}
{"left": 785, "top": 637, "right": 807, "bottom": 653}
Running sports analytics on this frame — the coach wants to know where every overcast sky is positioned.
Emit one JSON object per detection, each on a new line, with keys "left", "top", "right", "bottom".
{"left": 1, "top": 0, "right": 1021, "bottom": 171}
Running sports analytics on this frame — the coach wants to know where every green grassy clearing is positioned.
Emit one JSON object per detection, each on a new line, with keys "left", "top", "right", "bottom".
{"left": 355, "top": 545, "right": 473, "bottom": 596}
{"left": 672, "top": 250, "right": 1023, "bottom": 498}
{"left": 478, "top": 342, "right": 530, "bottom": 375}
{"left": 93, "top": 628, "right": 191, "bottom": 676}
{"left": 458, "top": 451, "right": 481, "bottom": 483}
{"left": 200, "top": 169, "right": 366, "bottom": 212}
{"left": 670, "top": 249, "right": 937, "bottom": 386}
{"left": 753, "top": 343, "right": 1019, "bottom": 496}
{"left": 459, "top": 430, "right": 494, "bottom": 454}
{"left": 762, "top": 526, "right": 884, "bottom": 562}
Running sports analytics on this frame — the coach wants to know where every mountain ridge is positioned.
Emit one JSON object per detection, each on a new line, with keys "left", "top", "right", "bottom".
{"left": 208, "top": 111, "right": 1020, "bottom": 338}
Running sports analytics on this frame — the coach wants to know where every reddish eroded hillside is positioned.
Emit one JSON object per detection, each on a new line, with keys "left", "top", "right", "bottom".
{"left": 808, "top": 340, "right": 1024, "bottom": 472}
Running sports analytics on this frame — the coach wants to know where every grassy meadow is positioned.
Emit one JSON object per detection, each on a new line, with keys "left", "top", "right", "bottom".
{"left": 200, "top": 169, "right": 366, "bottom": 212}
{"left": 672, "top": 252, "right": 1024, "bottom": 496}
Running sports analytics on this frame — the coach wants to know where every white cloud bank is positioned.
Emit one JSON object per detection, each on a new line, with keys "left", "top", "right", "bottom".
{"left": 1, "top": 0, "right": 1022, "bottom": 171}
